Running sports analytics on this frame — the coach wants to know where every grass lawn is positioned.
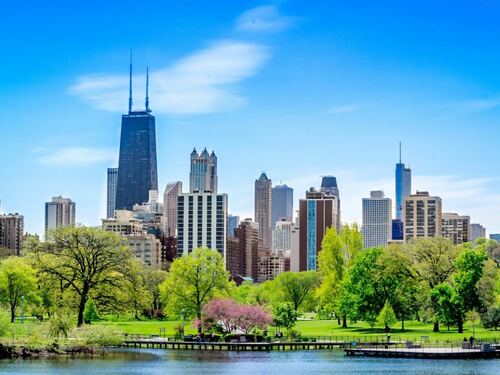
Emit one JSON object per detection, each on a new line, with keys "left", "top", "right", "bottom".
{"left": 93, "top": 317, "right": 500, "bottom": 342}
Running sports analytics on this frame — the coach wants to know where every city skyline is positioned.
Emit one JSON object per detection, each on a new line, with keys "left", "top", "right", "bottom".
{"left": 1, "top": 1, "right": 499, "bottom": 236}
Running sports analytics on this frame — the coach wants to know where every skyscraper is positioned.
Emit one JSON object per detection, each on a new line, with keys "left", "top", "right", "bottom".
{"left": 320, "top": 176, "right": 341, "bottom": 231}
{"left": 298, "top": 187, "right": 340, "bottom": 271}
{"left": 45, "top": 196, "right": 76, "bottom": 235}
{"left": 227, "top": 215, "right": 240, "bottom": 237}
{"left": 106, "top": 167, "right": 118, "bottom": 219}
{"left": 403, "top": 191, "right": 442, "bottom": 241}
{"left": 0, "top": 213, "right": 24, "bottom": 255}
{"left": 470, "top": 223, "right": 486, "bottom": 243}
{"left": 163, "top": 181, "right": 183, "bottom": 237}
{"left": 189, "top": 148, "right": 217, "bottom": 193}
{"left": 255, "top": 173, "right": 272, "bottom": 249}
{"left": 271, "top": 184, "right": 293, "bottom": 228}
{"left": 362, "top": 191, "right": 392, "bottom": 248}
{"left": 395, "top": 143, "right": 412, "bottom": 220}
{"left": 115, "top": 59, "right": 158, "bottom": 211}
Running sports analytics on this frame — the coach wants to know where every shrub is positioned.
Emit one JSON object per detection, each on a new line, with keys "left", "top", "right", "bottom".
{"left": 0, "top": 310, "right": 10, "bottom": 337}
{"left": 83, "top": 299, "right": 99, "bottom": 324}
{"left": 82, "top": 326, "right": 123, "bottom": 347}
{"left": 48, "top": 314, "right": 72, "bottom": 340}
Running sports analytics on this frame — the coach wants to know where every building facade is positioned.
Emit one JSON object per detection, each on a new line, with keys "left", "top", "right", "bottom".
{"left": 127, "top": 234, "right": 162, "bottom": 269}
{"left": 320, "top": 176, "right": 341, "bottom": 229}
{"left": 45, "top": 196, "right": 76, "bottom": 235}
{"left": 442, "top": 213, "right": 470, "bottom": 245}
{"left": 115, "top": 64, "right": 158, "bottom": 211}
{"left": 489, "top": 234, "right": 500, "bottom": 242}
{"left": 227, "top": 215, "right": 240, "bottom": 238}
{"left": 102, "top": 210, "right": 144, "bottom": 236}
{"left": 271, "top": 184, "right": 293, "bottom": 228}
{"left": 272, "top": 220, "right": 296, "bottom": 253}
{"left": 362, "top": 191, "right": 392, "bottom": 248}
{"left": 257, "top": 253, "right": 289, "bottom": 283}
{"left": 177, "top": 192, "right": 227, "bottom": 257}
{"left": 395, "top": 145, "right": 412, "bottom": 220}
{"left": 254, "top": 173, "right": 272, "bottom": 250}
{"left": 106, "top": 167, "right": 118, "bottom": 219}
{"left": 189, "top": 148, "right": 217, "bottom": 193}
{"left": 0, "top": 213, "right": 24, "bottom": 255}
{"left": 470, "top": 223, "right": 486, "bottom": 243}
{"left": 403, "top": 191, "right": 442, "bottom": 241}
{"left": 163, "top": 181, "right": 183, "bottom": 237}
{"left": 298, "top": 187, "right": 340, "bottom": 271}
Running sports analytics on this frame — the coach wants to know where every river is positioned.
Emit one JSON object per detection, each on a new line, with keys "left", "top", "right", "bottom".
{"left": 0, "top": 348, "right": 498, "bottom": 374}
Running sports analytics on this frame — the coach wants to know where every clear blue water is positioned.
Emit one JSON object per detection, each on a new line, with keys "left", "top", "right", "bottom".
{"left": 0, "top": 348, "right": 498, "bottom": 374}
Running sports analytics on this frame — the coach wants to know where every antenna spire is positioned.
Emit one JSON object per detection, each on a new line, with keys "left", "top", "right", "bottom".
{"left": 128, "top": 49, "right": 133, "bottom": 114}
{"left": 399, "top": 141, "right": 402, "bottom": 163}
{"left": 145, "top": 66, "right": 150, "bottom": 112}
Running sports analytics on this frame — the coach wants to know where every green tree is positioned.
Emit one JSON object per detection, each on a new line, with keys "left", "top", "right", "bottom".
{"left": 83, "top": 298, "right": 99, "bottom": 324}
{"left": 377, "top": 301, "right": 397, "bottom": 333}
{"left": 144, "top": 268, "right": 168, "bottom": 311}
{"left": 481, "top": 306, "right": 500, "bottom": 330}
{"left": 272, "top": 271, "right": 320, "bottom": 312}
{"left": 29, "top": 227, "right": 134, "bottom": 326}
{"left": 317, "top": 224, "right": 363, "bottom": 327}
{"left": 272, "top": 302, "right": 299, "bottom": 334}
{"left": 160, "top": 248, "right": 230, "bottom": 331}
{"left": 404, "top": 237, "right": 459, "bottom": 332}
{"left": 0, "top": 257, "right": 38, "bottom": 322}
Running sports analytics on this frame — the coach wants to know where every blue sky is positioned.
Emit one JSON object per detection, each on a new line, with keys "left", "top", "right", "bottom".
{"left": 0, "top": 0, "right": 499, "bottom": 236}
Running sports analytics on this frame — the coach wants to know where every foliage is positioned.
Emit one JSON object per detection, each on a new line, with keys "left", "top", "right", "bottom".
{"left": 272, "top": 271, "right": 320, "bottom": 312}
{"left": 80, "top": 326, "right": 123, "bottom": 347}
{"left": 480, "top": 306, "right": 500, "bottom": 330}
{"left": 377, "top": 301, "right": 397, "bottom": 333}
{"left": 0, "top": 256, "right": 38, "bottom": 322}
{"left": 272, "top": 302, "right": 299, "bottom": 334}
{"left": 0, "top": 309, "right": 10, "bottom": 336}
{"left": 144, "top": 268, "right": 168, "bottom": 311}
{"left": 83, "top": 299, "right": 99, "bottom": 324}
{"left": 160, "top": 248, "right": 230, "bottom": 331}
{"left": 202, "top": 298, "right": 272, "bottom": 334}
{"left": 48, "top": 313, "right": 73, "bottom": 340}
{"left": 29, "top": 227, "right": 135, "bottom": 326}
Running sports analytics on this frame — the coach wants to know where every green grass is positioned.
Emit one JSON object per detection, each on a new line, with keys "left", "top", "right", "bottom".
{"left": 92, "top": 317, "right": 500, "bottom": 342}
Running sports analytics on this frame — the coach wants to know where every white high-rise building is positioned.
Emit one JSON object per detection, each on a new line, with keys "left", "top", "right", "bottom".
{"left": 272, "top": 220, "right": 296, "bottom": 253}
{"left": 362, "top": 191, "right": 392, "bottom": 248}
{"left": 255, "top": 173, "right": 272, "bottom": 250}
{"left": 106, "top": 168, "right": 118, "bottom": 219}
{"left": 189, "top": 148, "right": 217, "bottom": 193}
{"left": 163, "top": 182, "right": 183, "bottom": 237}
{"left": 403, "top": 191, "right": 442, "bottom": 241}
{"left": 45, "top": 196, "right": 76, "bottom": 236}
{"left": 177, "top": 192, "right": 228, "bottom": 258}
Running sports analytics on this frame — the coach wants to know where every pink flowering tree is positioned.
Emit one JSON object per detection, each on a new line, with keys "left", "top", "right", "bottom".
{"left": 201, "top": 298, "right": 272, "bottom": 334}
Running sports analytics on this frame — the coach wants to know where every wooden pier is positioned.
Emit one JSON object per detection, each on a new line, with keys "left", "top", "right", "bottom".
{"left": 123, "top": 339, "right": 344, "bottom": 351}
{"left": 344, "top": 347, "right": 499, "bottom": 359}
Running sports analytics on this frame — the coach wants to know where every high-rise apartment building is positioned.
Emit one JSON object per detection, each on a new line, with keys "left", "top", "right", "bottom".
{"left": 45, "top": 196, "right": 76, "bottom": 235}
{"left": 298, "top": 187, "right": 340, "bottom": 271}
{"left": 441, "top": 212, "right": 470, "bottom": 245}
{"left": 189, "top": 148, "right": 217, "bottom": 193}
{"left": 255, "top": 173, "right": 272, "bottom": 249}
{"left": 271, "top": 184, "right": 293, "bottom": 228}
{"left": 395, "top": 144, "right": 412, "bottom": 220}
{"left": 362, "top": 191, "right": 392, "bottom": 248}
{"left": 470, "top": 223, "right": 486, "bottom": 243}
{"left": 229, "top": 219, "right": 261, "bottom": 280}
{"left": 227, "top": 215, "right": 240, "bottom": 238}
{"left": 320, "top": 176, "right": 341, "bottom": 229}
{"left": 403, "top": 191, "right": 442, "bottom": 242}
{"left": 102, "top": 210, "right": 144, "bottom": 236}
{"left": 106, "top": 167, "right": 118, "bottom": 219}
{"left": 257, "top": 253, "right": 289, "bottom": 283}
{"left": 163, "top": 182, "right": 183, "bottom": 237}
{"left": 489, "top": 234, "right": 500, "bottom": 242}
{"left": 177, "top": 192, "right": 227, "bottom": 257}
{"left": 0, "top": 213, "right": 24, "bottom": 255}
{"left": 272, "top": 220, "right": 296, "bottom": 253}
{"left": 115, "top": 61, "right": 158, "bottom": 211}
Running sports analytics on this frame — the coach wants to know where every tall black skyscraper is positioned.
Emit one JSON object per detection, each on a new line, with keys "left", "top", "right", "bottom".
{"left": 115, "top": 58, "right": 158, "bottom": 211}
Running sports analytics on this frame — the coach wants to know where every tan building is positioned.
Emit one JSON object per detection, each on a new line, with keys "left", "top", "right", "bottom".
{"left": 255, "top": 173, "right": 272, "bottom": 250}
{"left": 0, "top": 213, "right": 24, "bottom": 255}
{"left": 163, "top": 181, "right": 182, "bottom": 237}
{"left": 127, "top": 234, "right": 162, "bottom": 269}
{"left": 442, "top": 212, "right": 470, "bottom": 245}
{"left": 257, "top": 253, "right": 289, "bottom": 283}
{"left": 102, "top": 210, "right": 143, "bottom": 236}
{"left": 403, "top": 191, "right": 442, "bottom": 242}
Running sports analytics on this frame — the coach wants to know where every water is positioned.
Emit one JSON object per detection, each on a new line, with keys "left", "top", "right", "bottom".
{"left": 0, "top": 349, "right": 498, "bottom": 374}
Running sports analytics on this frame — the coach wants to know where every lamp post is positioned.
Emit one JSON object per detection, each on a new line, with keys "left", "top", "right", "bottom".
{"left": 20, "top": 295, "right": 25, "bottom": 324}
{"left": 181, "top": 308, "right": 185, "bottom": 339}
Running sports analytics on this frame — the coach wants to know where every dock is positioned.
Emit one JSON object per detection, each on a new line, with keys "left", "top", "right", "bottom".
{"left": 345, "top": 345, "right": 499, "bottom": 359}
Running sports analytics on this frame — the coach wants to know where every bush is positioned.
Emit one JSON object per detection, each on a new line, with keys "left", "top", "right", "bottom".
{"left": 83, "top": 299, "right": 99, "bottom": 324}
{"left": 81, "top": 326, "right": 123, "bottom": 347}
{"left": 48, "top": 314, "right": 72, "bottom": 340}
{"left": 142, "top": 309, "right": 166, "bottom": 320}
{"left": 0, "top": 310, "right": 10, "bottom": 337}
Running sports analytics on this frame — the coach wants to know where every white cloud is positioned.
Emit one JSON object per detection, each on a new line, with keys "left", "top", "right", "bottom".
{"left": 69, "top": 41, "right": 269, "bottom": 114}
{"left": 36, "top": 147, "right": 117, "bottom": 167}
{"left": 235, "top": 6, "right": 293, "bottom": 33}
{"left": 327, "top": 103, "right": 364, "bottom": 114}
{"left": 450, "top": 96, "right": 500, "bottom": 113}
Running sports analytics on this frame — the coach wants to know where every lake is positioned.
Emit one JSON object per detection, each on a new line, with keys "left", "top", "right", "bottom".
{"left": 0, "top": 349, "right": 498, "bottom": 374}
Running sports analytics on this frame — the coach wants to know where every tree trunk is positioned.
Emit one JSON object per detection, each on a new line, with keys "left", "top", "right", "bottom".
{"left": 197, "top": 311, "right": 202, "bottom": 333}
{"left": 385, "top": 324, "right": 390, "bottom": 333}
{"left": 401, "top": 318, "right": 405, "bottom": 332}
{"left": 10, "top": 305, "right": 15, "bottom": 323}
{"left": 77, "top": 287, "right": 89, "bottom": 327}
{"left": 337, "top": 317, "right": 341, "bottom": 325}
{"left": 457, "top": 316, "right": 464, "bottom": 333}
{"left": 433, "top": 320, "right": 440, "bottom": 333}
{"left": 342, "top": 316, "right": 347, "bottom": 328}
